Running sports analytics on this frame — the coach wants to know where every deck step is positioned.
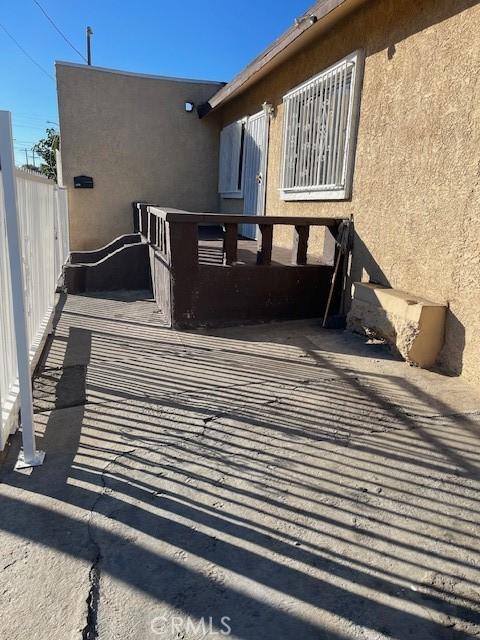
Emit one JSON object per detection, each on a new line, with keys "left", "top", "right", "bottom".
{"left": 64, "top": 234, "right": 151, "bottom": 293}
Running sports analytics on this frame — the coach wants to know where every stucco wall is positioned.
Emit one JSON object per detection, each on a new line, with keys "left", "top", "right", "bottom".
{"left": 57, "top": 63, "right": 223, "bottom": 250}
{"left": 212, "top": 0, "right": 480, "bottom": 386}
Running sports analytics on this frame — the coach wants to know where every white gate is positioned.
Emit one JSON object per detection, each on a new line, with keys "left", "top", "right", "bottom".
{"left": 0, "top": 111, "right": 70, "bottom": 459}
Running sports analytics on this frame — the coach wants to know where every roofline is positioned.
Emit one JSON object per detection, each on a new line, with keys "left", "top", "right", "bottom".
{"left": 55, "top": 61, "right": 225, "bottom": 87}
{"left": 206, "top": 0, "right": 368, "bottom": 112}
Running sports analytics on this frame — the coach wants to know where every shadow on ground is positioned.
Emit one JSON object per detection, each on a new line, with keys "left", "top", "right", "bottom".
{"left": 1, "top": 291, "right": 480, "bottom": 640}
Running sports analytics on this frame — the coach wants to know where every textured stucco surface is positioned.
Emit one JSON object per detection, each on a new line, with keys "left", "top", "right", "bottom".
{"left": 213, "top": 0, "right": 480, "bottom": 386}
{"left": 57, "top": 64, "right": 223, "bottom": 251}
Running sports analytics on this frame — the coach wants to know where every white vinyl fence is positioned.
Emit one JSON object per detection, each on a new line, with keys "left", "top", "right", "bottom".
{"left": 0, "top": 130, "right": 69, "bottom": 452}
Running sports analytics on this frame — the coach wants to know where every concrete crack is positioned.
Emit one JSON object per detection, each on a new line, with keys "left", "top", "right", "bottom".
{"left": 195, "top": 378, "right": 315, "bottom": 439}
{"left": 402, "top": 409, "right": 480, "bottom": 420}
{"left": 82, "top": 560, "right": 100, "bottom": 640}
{"left": 81, "top": 447, "right": 137, "bottom": 640}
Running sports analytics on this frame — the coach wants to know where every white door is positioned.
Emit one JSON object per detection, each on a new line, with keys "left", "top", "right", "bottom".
{"left": 241, "top": 110, "right": 269, "bottom": 239}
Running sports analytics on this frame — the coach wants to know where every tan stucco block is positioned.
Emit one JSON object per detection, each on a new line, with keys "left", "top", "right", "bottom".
{"left": 212, "top": 0, "right": 480, "bottom": 386}
{"left": 56, "top": 63, "right": 223, "bottom": 251}
{"left": 347, "top": 283, "right": 446, "bottom": 368}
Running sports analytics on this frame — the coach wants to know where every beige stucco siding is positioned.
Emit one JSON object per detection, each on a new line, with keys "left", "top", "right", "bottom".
{"left": 57, "top": 63, "right": 222, "bottom": 250}
{"left": 213, "top": 0, "right": 480, "bottom": 386}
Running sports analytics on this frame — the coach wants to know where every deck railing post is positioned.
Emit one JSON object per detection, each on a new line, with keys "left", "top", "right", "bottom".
{"left": 168, "top": 220, "right": 199, "bottom": 327}
{"left": 147, "top": 210, "right": 152, "bottom": 244}
{"left": 149, "top": 211, "right": 157, "bottom": 246}
{"left": 0, "top": 110, "right": 44, "bottom": 468}
{"left": 223, "top": 224, "right": 238, "bottom": 265}
{"left": 132, "top": 202, "right": 140, "bottom": 232}
{"left": 257, "top": 224, "right": 273, "bottom": 265}
{"left": 140, "top": 204, "right": 148, "bottom": 237}
{"left": 292, "top": 225, "right": 310, "bottom": 265}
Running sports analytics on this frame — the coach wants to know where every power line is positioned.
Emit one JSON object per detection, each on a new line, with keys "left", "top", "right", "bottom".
{"left": 15, "top": 112, "right": 57, "bottom": 119}
{"left": 12, "top": 124, "right": 48, "bottom": 130}
{"left": 13, "top": 139, "right": 41, "bottom": 145}
{"left": 0, "top": 22, "right": 54, "bottom": 80}
{"left": 32, "top": 0, "right": 86, "bottom": 62}
{"left": 14, "top": 115, "right": 55, "bottom": 124}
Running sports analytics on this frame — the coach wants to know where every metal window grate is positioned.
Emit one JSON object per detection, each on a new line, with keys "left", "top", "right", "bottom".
{"left": 281, "top": 52, "right": 362, "bottom": 198}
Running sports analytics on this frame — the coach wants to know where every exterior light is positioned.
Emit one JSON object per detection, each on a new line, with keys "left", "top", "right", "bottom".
{"left": 185, "top": 102, "right": 194, "bottom": 113}
{"left": 262, "top": 102, "right": 274, "bottom": 117}
{"left": 294, "top": 14, "right": 317, "bottom": 27}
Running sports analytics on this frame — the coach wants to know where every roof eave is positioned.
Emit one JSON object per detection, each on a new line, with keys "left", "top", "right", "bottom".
{"left": 204, "top": 0, "right": 369, "bottom": 115}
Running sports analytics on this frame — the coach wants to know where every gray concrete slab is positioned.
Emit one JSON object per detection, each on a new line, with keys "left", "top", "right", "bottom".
{"left": 1, "top": 292, "right": 480, "bottom": 640}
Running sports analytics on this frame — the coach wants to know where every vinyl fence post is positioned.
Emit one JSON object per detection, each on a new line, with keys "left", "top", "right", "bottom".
{"left": 0, "top": 110, "right": 44, "bottom": 468}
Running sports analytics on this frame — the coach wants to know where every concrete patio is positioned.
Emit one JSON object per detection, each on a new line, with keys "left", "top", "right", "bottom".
{"left": 1, "top": 291, "right": 480, "bottom": 640}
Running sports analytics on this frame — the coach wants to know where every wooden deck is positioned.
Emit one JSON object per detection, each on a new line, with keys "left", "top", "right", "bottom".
{"left": 197, "top": 226, "right": 304, "bottom": 266}
{"left": 134, "top": 204, "right": 348, "bottom": 329}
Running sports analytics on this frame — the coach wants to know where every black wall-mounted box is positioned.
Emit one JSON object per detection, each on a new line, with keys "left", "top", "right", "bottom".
{"left": 74, "top": 175, "right": 94, "bottom": 188}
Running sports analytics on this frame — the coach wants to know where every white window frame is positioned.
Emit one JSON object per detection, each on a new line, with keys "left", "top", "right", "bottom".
{"left": 218, "top": 118, "right": 246, "bottom": 199}
{"left": 280, "top": 50, "right": 364, "bottom": 201}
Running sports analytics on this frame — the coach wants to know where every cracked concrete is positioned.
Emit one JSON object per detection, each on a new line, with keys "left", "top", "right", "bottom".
{"left": 1, "top": 291, "right": 480, "bottom": 640}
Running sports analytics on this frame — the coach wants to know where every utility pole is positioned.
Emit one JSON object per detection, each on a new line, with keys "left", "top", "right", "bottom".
{"left": 24, "top": 148, "right": 28, "bottom": 166}
{"left": 32, "top": 148, "right": 36, "bottom": 168}
{"left": 86, "top": 26, "right": 93, "bottom": 65}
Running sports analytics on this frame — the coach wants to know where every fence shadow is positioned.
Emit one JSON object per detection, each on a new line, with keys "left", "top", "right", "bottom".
{"left": 1, "top": 293, "right": 479, "bottom": 639}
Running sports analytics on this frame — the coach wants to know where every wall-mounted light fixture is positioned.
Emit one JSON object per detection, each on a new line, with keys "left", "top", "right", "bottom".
{"left": 294, "top": 14, "right": 317, "bottom": 27}
{"left": 262, "top": 101, "right": 275, "bottom": 117}
{"left": 184, "top": 101, "right": 195, "bottom": 113}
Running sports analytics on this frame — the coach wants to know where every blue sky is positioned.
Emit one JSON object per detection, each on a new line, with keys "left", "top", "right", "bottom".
{"left": 0, "top": 0, "right": 309, "bottom": 165}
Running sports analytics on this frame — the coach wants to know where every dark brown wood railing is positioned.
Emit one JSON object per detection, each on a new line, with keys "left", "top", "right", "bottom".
{"left": 132, "top": 203, "right": 349, "bottom": 328}
{"left": 134, "top": 203, "right": 343, "bottom": 265}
